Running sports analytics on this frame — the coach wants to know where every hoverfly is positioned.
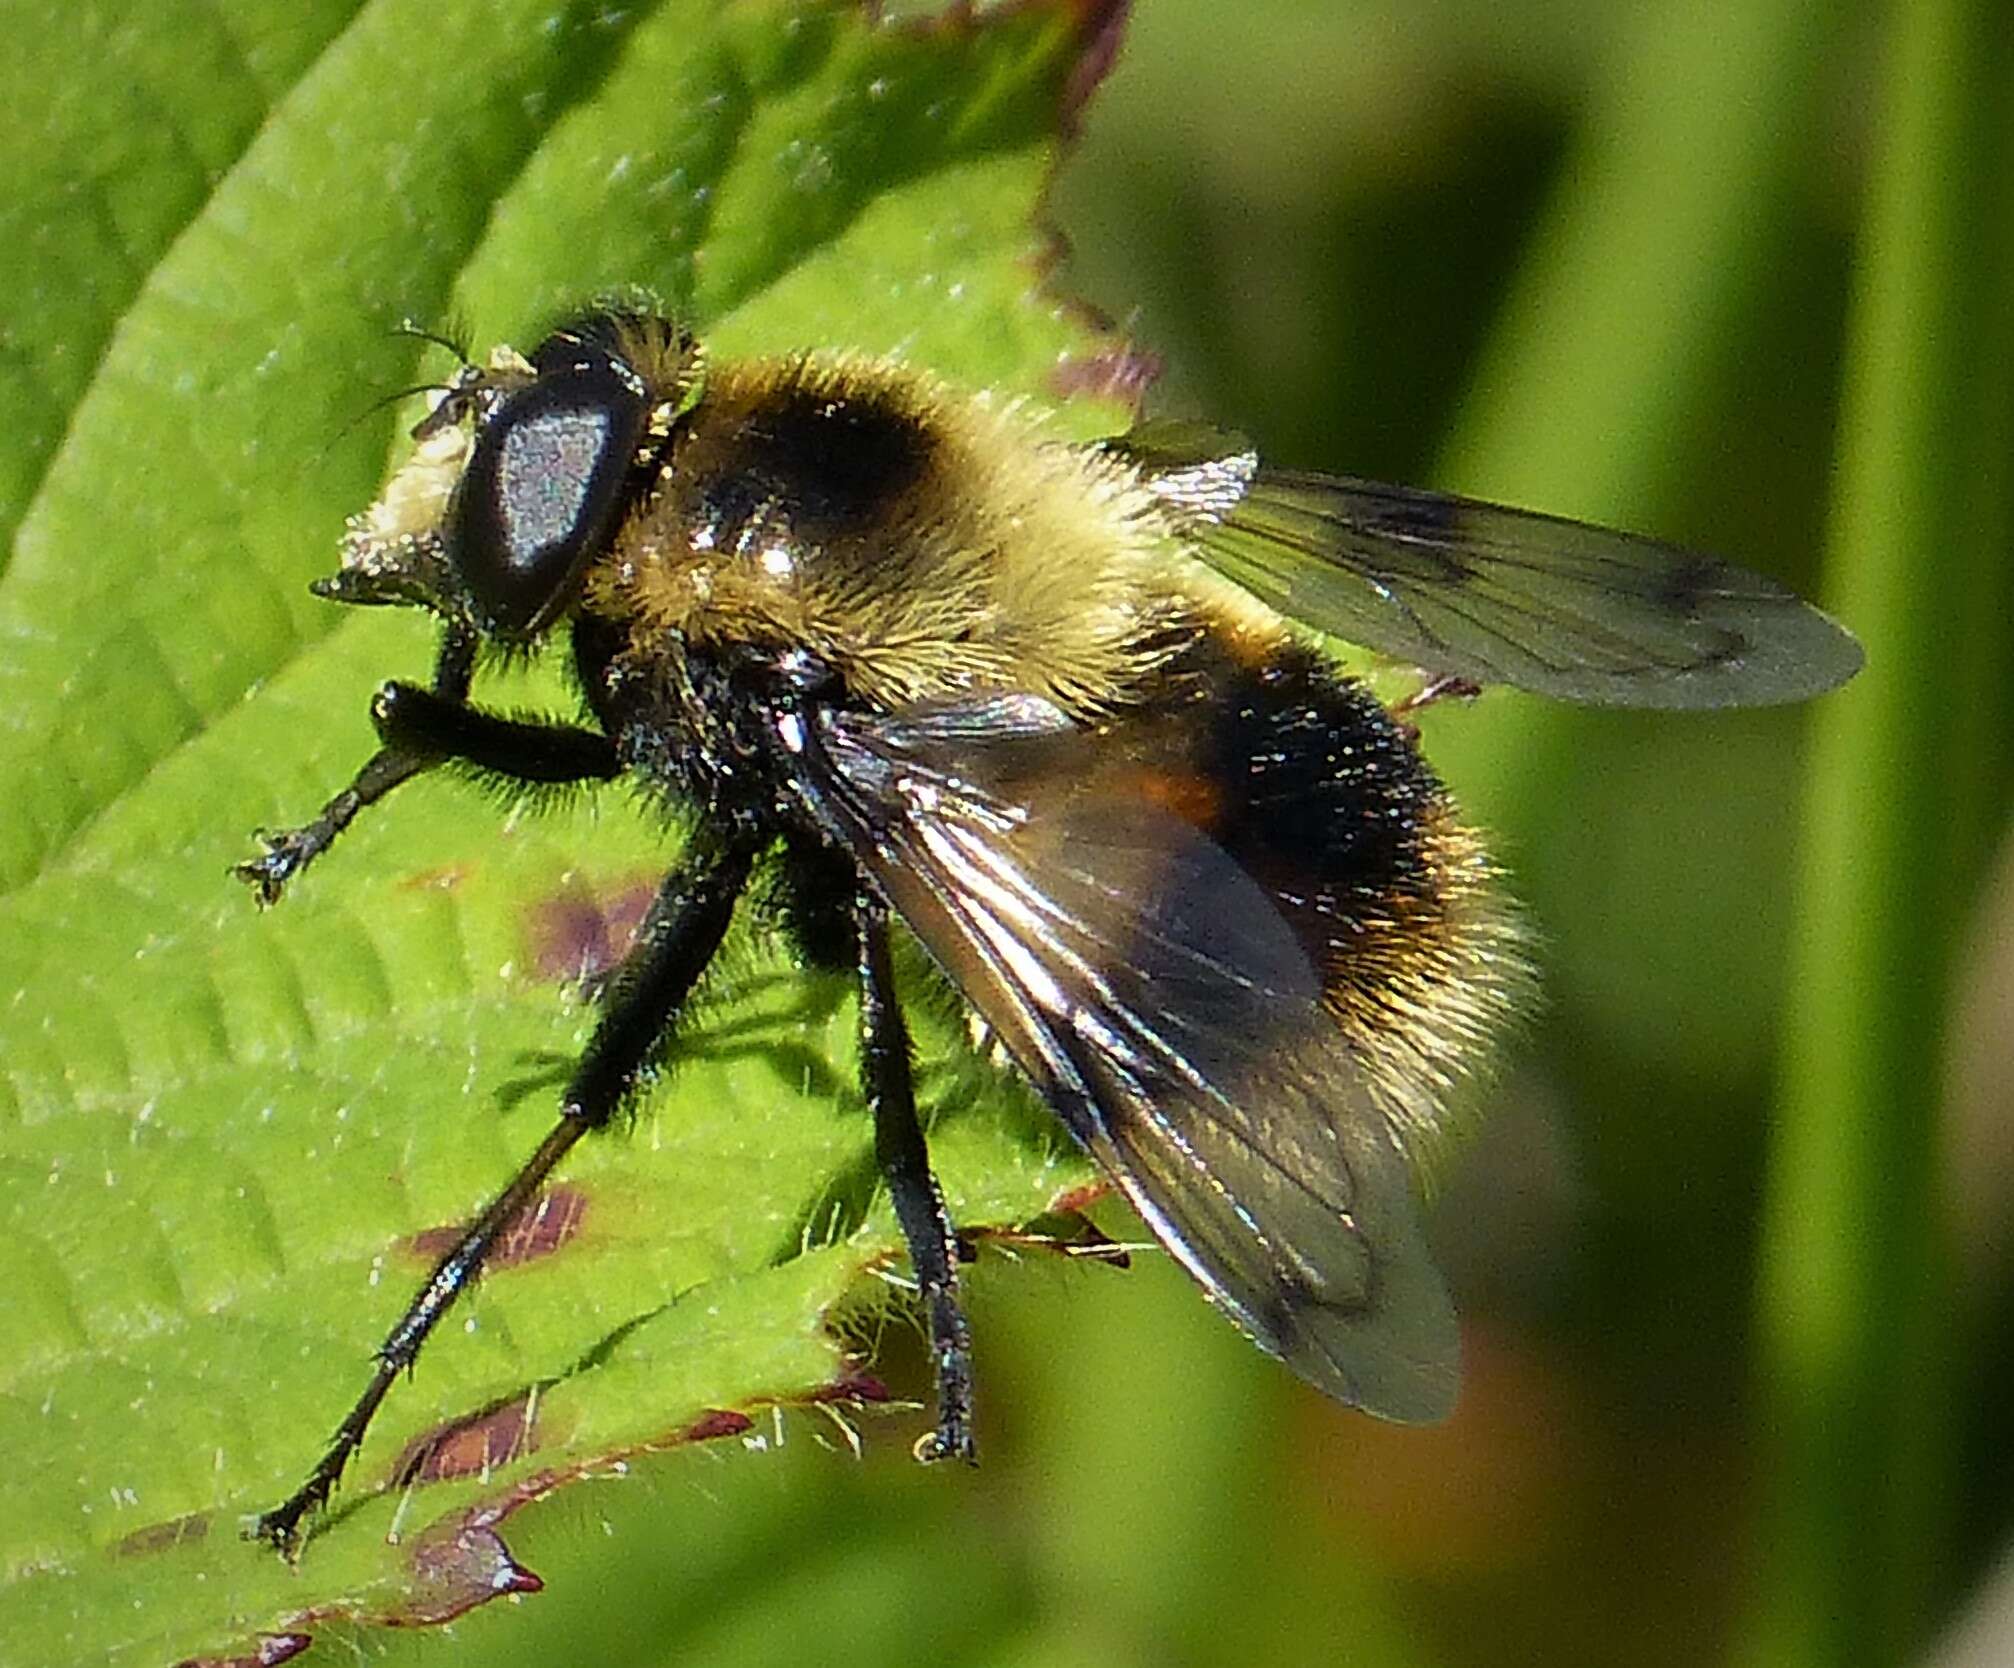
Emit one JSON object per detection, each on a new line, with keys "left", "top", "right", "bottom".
{"left": 239, "top": 311, "right": 1859, "bottom": 1551}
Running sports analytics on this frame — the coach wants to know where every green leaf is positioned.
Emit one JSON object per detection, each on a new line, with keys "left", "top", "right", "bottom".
{"left": 0, "top": 3, "right": 1129, "bottom": 1662}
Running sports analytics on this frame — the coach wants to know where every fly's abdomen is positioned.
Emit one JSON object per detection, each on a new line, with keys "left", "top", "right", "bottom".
{"left": 1123, "top": 631, "right": 1530, "bottom": 1139}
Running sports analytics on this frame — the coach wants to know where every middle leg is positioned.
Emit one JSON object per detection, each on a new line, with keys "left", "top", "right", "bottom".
{"left": 857, "top": 897, "right": 976, "bottom": 1464}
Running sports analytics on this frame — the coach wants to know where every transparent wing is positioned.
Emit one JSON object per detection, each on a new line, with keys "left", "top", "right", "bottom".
{"left": 790, "top": 694, "right": 1459, "bottom": 1421}
{"left": 1109, "top": 419, "right": 1863, "bottom": 708}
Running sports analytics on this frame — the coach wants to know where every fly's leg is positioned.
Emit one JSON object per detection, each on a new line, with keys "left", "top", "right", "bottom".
{"left": 235, "top": 626, "right": 474, "bottom": 903}
{"left": 234, "top": 627, "right": 621, "bottom": 904}
{"left": 857, "top": 898, "right": 976, "bottom": 1465}
{"left": 1388, "top": 672, "right": 1482, "bottom": 718}
{"left": 248, "top": 833, "right": 757, "bottom": 1557}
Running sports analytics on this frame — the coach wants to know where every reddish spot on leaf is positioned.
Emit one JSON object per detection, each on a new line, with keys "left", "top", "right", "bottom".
{"left": 527, "top": 877, "right": 656, "bottom": 983}
{"left": 1048, "top": 1179, "right": 1112, "bottom": 1216}
{"left": 384, "top": 1519, "right": 544, "bottom": 1626}
{"left": 1049, "top": 345, "right": 1162, "bottom": 406}
{"left": 681, "top": 1407, "right": 756, "bottom": 1442}
{"left": 394, "top": 1392, "right": 540, "bottom": 1486}
{"left": 405, "top": 1183, "right": 589, "bottom": 1268}
{"left": 172, "top": 1634, "right": 311, "bottom": 1668}
{"left": 805, "top": 1370, "right": 891, "bottom": 1407}
{"left": 116, "top": 1510, "right": 210, "bottom": 1557}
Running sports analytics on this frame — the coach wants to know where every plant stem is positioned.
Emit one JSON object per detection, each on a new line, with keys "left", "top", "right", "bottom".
{"left": 1746, "top": 0, "right": 2014, "bottom": 1661}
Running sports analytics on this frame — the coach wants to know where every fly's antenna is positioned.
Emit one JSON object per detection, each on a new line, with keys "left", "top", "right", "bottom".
{"left": 320, "top": 381, "right": 458, "bottom": 461}
{"left": 391, "top": 318, "right": 474, "bottom": 369}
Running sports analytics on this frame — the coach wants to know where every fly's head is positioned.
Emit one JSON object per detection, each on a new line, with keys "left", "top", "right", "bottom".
{"left": 321, "top": 312, "right": 703, "bottom": 643}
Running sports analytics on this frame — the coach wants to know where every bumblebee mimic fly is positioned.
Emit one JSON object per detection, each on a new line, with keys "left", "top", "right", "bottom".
{"left": 237, "top": 309, "right": 1861, "bottom": 1554}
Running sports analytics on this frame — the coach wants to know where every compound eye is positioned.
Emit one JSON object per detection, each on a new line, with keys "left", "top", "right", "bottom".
{"left": 453, "top": 343, "right": 649, "bottom": 635}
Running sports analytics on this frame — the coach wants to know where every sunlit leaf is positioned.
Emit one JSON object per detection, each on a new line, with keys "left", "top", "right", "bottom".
{"left": 0, "top": 2, "right": 1128, "bottom": 1661}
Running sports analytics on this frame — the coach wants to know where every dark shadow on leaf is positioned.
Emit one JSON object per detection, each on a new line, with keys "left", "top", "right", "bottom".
{"left": 490, "top": 976, "right": 856, "bottom": 1114}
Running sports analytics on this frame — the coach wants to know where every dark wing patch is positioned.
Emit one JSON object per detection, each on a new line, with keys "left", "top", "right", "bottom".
{"left": 1108, "top": 422, "right": 1863, "bottom": 708}
{"left": 788, "top": 694, "right": 1459, "bottom": 1421}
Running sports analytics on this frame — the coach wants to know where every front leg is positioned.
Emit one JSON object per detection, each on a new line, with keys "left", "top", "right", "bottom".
{"left": 235, "top": 626, "right": 475, "bottom": 904}
{"left": 235, "top": 626, "right": 619, "bottom": 904}
{"left": 857, "top": 897, "right": 977, "bottom": 1464}
{"left": 366, "top": 683, "right": 622, "bottom": 787}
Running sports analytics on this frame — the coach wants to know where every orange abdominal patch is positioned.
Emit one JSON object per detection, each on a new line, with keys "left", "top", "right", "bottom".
{"left": 1124, "top": 766, "right": 1225, "bottom": 833}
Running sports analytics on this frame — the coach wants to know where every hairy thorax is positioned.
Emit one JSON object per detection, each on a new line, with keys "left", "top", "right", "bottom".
{"left": 580, "top": 356, "right": 1196, "bottom": 716}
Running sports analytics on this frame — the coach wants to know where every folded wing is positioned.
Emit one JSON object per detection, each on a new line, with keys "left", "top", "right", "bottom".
{"left": 1108, "top": 419, "right": 1863, "bottom": 707}
{"left": 790, "top": 693, "right": 1460, "bottom": 1421}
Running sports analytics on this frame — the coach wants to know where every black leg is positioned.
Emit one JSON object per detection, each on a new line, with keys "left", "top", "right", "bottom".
{"left": 1389, "top": 673, "right": 1482, "bottom": 718}
{"left": 236, "top": 627, "right": 478, "bottom": 904}
{"left": 857, "top": 899, "right": 976, "bottom": 1465}
{"left": 235, "top": 628, "right": 622, "bottom": 904}
{"left": 369, "top": 683, "right": 620, "bottom": 784}
{"left": 249, "top": 832, "right": 758, "bottom": 1557}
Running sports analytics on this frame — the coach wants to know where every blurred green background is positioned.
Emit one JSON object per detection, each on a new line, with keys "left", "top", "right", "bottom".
{"left": 17, "top": 0, "right": 2009, "bottom": 1663}
{"left": 322, "top": 1, "right": 2012, "bottom": 1664}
